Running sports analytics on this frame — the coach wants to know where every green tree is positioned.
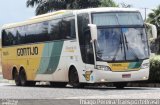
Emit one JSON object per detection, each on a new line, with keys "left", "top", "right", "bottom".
{"left": 147, "top": 5, "right": 160, "bottom": 36}
{"left": 120, "top": 2, "right": 132, "bottom": 8}
{"left": 27, "top": 0, "right": 100, "bottom": 15}
{"left": 27, "top": 0, "right": 132, "bottom": 15}
{"left": 147, "top": 5, "right": 160, "bottom": 54}
{"left": 99, "top": 0, "right": 132, "bottom": 8}
{"left": 147, "top": 5, "right": 160, "bottom": 27}
{"left": 100, "top": 0, "right": 118, "bottom": 7}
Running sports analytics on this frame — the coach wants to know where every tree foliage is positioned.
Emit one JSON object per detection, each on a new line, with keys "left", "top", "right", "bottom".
{"left": 27, "top": 0, "right": 132, "bottom": 15}
{"left": 27, "top": 0, "right": 101, "bottom": 15}
{"left": 147, "top": 5, "right": 160, "bottom": 26}
{"left": 147, "top": 5, "right": 160, "bottom": 37}
{"left": 27, "top": 0, "right": 126, "bottom": 15}
{"left": 99, "top": 0, "right": 118, "bottom": 7}
{"left": 149, "top": 56, "right": 160, "bottom": 83}
{"left": 120, "top": 2, "right": 132, "bottom": 8}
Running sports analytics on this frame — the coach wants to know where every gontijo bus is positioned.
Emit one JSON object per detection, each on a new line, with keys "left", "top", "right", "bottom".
{"left": 1, "top": 8, "right": 157, "bottom": 88}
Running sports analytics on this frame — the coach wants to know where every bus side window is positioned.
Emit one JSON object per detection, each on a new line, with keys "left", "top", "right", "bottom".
{"left": 48, "top": 19, "right": 62, "bottom": 40}
{"left": 4, "top": 29, "right": 16, "bottom": 46}
{"left": 62, "top": 16, "right": 76, "bottom": 39}
{"left": 84, "top": 29, "right": 94, "bottom": 64}
{"left": 48, "top": 17, "right": 76, "bottom": 41}
{"left": 2, "top": 30, "right": 7, "bottom": 46}
{"left": 70, "top": 17, "right": 76, "bottom": 38}
{"left": 78, "top": 13, "right": 94, "bottom": 64}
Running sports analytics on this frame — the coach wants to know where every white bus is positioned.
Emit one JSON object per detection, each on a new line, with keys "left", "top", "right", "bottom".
{"left": 1, "top": 8, "right": 157, "bottom": 88}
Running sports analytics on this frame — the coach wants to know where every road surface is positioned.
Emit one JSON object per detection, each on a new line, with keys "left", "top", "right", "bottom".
{"left": 0, "top": 83, "right": 160, "bottom": 105}
{"left": 0, "top": 83, "right": 160, "bottom": 99}
{"left": 0, "top": 75, "right": 160, "bottom": 105}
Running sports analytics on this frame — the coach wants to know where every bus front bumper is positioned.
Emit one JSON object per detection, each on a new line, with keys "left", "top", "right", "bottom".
{"left": 92, "top": 68, "right": 149, "bottom": 83}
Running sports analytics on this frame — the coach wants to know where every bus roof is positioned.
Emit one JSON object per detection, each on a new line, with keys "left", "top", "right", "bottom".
{"left": 2, "top": 7, "right": 140, "bottom": 29}
{"left": 75, "top": 7, "right": 139, "bottom": 14}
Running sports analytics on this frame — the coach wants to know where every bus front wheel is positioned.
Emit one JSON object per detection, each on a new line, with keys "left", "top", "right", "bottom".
{"left": 69, "top": 67, "right": 84, "bottom": 88}
{"left": 113, "top": 82, "right": 127, "bottom": 89}
{"left": 50, "top": 82, "right": 67, "bottom": 88}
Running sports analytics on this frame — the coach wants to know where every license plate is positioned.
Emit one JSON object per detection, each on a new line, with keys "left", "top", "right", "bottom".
{"left": 122, "top": 74, "right": 131, "bottom": 78}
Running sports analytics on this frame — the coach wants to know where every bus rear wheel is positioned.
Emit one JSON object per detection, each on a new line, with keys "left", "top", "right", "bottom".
{"left": 69, "top": 67, "right": 84, "bottom": 88}
{"left": 19, "top": 69, "right": 36, "bottom": 86}
{"left": 13, "top": 70, "right": 21, "bottom": 86}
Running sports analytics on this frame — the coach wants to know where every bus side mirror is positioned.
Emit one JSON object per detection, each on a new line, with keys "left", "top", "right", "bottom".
{"left": 88, "top": 24, "right": 98, "bottom": 42}
{"left": 145, "top": 23, "right": 157, "bottom": 40}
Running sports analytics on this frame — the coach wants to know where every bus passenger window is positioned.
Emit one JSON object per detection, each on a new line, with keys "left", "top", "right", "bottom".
{"left": 78, "top": 13, "right": 94, "bottom": 64}
{"left": 62, "top": 16, "right": 76, "bottom": 39}
{"left": 84, "top": 29, "right": 94, "bottom": 64}
{"left": 48, "top": 19, "right": 61, "bottom": 40}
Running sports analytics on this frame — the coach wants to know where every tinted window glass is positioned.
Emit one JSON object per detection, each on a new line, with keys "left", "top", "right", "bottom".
{"left": 2, "top": 29, "right": 15, "bottom": 46}
{"left": 48, "top": 19, "right": 62, "bottom": 40}
{"left": 77, "top": 13, "right": 94, "bottom": 64}
{"left": 25, "top": 22, "right": 49, "bottom": 43}
{"left": 62, "top": 17, "right": 76, "bottom": 39}
{"left": 48, "top": 17, "right": 76, "bottom": 41}
{"left": 2, "top": 22, "right": 49, "bottom": 46}
{"left": 2, "top": 16, "right": 75, "bottom": 46}
{"left": 4, "top": 28, "right": 16, "bottom": 46}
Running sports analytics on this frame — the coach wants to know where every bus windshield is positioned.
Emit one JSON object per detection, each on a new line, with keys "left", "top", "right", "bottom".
{"left": 92, "top": 12, "right": 143, "bottom": 26}
{"left": 92, "top": 12, "right": 149, "bottom": 62}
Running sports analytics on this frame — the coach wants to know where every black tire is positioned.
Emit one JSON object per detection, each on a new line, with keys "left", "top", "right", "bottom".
{"left": 26, "top": 81, "right": 36, "bottom": 86}
{"left": 114, "top": 82, "right": 127, "bottom": 89}
{"left": 69, "top": 67, "right": 84, "bottom": 88}
{"left": 19, "top": 69, "right": 36, "bottom": 86}
{"left": 19, "top": 70, "right": 27, "bottom": 86}
{"left": 13, "top": 71, "right": 21, "bottom": 86}
{"left": 50, "top": 82, "right": 67, "bottom": 88}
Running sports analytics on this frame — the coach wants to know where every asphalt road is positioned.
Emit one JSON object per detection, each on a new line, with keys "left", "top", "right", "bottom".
{"left": 0, "top": 83, "right": 160, "bottom": 99}
{"left": 0, "top": 76, "right": 160, "bottom": 105}
{"left": 0, "top": 83, "right": 160, "bottom": 105}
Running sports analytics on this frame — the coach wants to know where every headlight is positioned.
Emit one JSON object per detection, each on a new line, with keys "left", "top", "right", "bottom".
{"left": 141, "top": 63, "right": 149, "bottom": 69}
{"left": 96, "top": 65, "right": 111, "bottom": 71}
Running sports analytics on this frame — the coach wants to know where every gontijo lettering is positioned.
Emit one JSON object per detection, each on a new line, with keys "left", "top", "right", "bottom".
{"left": 17, "top": 47, "right": 38, "bottom": 56}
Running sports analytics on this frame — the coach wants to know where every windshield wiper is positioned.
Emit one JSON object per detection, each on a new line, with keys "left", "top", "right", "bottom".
{"left": 123, "top": 34, "right": 140, "bottom": 60}
{"left": 112, "top": 34, "right": 123, "bottom": 61}
{"left": 124, "top": 34, "right": 128, "bottom": 50}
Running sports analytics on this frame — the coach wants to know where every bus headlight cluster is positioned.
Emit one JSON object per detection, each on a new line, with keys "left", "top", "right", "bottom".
{"left": 141, "top": 63, "right": 149, "bottom": 69}
{"left": 96, "top": 65, "right": 111, "bottom": 71}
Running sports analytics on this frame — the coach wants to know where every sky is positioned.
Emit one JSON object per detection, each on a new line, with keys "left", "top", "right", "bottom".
{"left": 115, "top": 0, "right": 160, "bottom": 19}
{"left": 0, "top": 0, "right": 35, "bottom": 27}
{"left": 0, "top": 0, "right": 160, "bottom": 27}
